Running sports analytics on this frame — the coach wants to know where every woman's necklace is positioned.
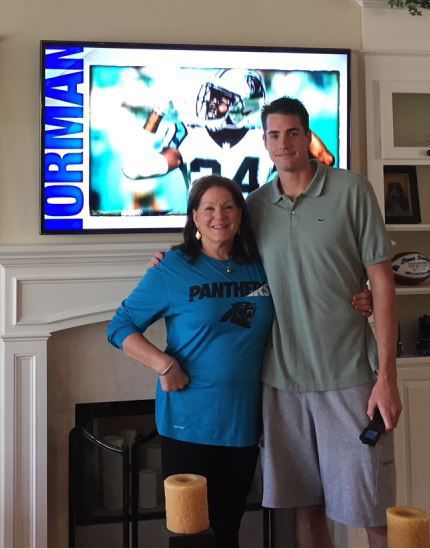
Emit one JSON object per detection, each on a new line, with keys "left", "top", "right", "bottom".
{"left": 201, "top": 247, "right": 234, "bottom": 273}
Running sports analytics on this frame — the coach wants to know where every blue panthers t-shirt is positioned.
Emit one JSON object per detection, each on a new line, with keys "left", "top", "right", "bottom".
{"left": 107, "top": 249, "right": 273, "bottom": 447}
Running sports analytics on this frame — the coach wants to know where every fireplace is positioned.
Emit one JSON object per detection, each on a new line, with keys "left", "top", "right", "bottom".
{"left": 0, "top": 243, "right": 168, "bottom": 548}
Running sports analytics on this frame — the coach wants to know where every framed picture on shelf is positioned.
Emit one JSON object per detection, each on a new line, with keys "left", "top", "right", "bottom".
{"left": 384, "top": 165, "right": 421, "bottom": 224}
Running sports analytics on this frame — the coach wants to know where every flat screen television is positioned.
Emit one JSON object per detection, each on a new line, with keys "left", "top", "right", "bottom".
{"left": 40, "top": 40, "right": 350, "bottom": 234}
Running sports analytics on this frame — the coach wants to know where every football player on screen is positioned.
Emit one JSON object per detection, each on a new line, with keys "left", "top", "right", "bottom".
{"left": 121, "top": 68, "right": 335, "bottom": 209}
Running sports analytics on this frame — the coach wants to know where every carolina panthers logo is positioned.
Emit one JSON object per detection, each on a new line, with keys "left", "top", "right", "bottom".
{"left": 220, "top": 301, "right": 256, "bottom": 328}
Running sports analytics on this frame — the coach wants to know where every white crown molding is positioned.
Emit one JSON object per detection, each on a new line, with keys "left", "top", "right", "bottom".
{"left": 355, "top": 0, "right": 430, "bottom": 12}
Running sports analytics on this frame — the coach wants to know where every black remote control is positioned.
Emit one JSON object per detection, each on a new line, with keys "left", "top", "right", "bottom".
{"left": 359, "top": 408, "right": 386, "bottom": 446}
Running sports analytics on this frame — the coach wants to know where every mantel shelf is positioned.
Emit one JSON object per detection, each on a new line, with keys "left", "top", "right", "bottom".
{"left": 396, "top": 280, "right": 430, "bottom": 295}
{"left": 387, "top": 224, "right": 430, "bottom": 232}
{"left": 397, "top": 355, "right": 430, "bottom": 366}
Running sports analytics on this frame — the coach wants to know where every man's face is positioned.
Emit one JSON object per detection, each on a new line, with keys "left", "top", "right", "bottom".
{"left": 263, "top": 113, "right": 312, "bottom": 173}
{"left": 207, "top": 89, "right": 232, "bottom": 120}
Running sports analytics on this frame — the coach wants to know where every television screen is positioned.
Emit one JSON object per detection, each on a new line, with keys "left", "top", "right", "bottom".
{"left": 40, "top": 41, "right": 350, "bottom": 234}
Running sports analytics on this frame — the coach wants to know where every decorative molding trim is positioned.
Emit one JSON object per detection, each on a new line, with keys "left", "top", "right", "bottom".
{"left": 14, "top": 354, "right": 37, "bottom": 547}
{"left": 0, "top": 244, "right": 161, "bottom": 337}
{"left": 14, "top": 276, "right": 140, "bottom": 327}
{"left": 0, "top": 242, "right": 173, "bottom": 267}
{"left": 356, "top": 0, "right": 430, "bottom": 16}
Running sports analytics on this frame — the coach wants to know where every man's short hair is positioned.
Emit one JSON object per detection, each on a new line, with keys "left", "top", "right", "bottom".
{"left": 261, "top": 96, "right": 310, "bottom": 133}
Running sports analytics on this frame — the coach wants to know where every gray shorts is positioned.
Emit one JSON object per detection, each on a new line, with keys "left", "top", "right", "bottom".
{"left": 261, "top": 383, "right": 395, "bottom": 527}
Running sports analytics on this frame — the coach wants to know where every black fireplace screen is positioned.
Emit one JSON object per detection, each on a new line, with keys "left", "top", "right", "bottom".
{"left": 69, "top": 399, "right": 164, "bottom": 548}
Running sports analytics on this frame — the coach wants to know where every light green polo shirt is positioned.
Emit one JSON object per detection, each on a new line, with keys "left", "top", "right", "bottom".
{"left": 247, "top": 161, "right": 393, "bottom": 392}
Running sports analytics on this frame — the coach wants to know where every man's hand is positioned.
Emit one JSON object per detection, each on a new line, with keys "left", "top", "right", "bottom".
{"left": 352, "top": 287, "right": 373, "bottom": 317}
{"left": 147, "top": 250, "right": 165, "bottom": 269}
{"left": 367, "top": 378, "right": 402, "bottom": 431}
{"left": 366, "top": 260, "right": 402, "bottom": 431}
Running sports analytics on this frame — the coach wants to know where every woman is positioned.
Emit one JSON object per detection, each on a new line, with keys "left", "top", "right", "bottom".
{"left": 107, "top": 174, "right": 274, "bottom": 547}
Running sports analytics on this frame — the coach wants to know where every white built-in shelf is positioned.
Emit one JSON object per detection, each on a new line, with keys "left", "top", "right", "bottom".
{"left": 353, "top": 0, "right": 389, "bottom": 7}
{"left": 397, "top": 355, "right": 430, "bottom": 366}
{"left": 387, "top": 224, "right": 430, "bottom": 232}
{"left": 396, "top": 279, "right": 430, "bottom": 295}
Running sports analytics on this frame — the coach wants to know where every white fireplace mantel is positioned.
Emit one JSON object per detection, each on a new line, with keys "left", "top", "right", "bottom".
{"left": 0, "top": 242, "right": 168, "bottom": 548}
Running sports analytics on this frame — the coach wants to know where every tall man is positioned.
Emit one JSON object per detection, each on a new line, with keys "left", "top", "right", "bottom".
{"left": 246, "top": 97, "right": 402, "bottom": 548}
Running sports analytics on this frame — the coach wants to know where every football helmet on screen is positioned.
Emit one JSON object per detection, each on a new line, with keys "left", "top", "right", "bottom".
{"left": 196, "top": 68, "right": 265, "bottom": 130}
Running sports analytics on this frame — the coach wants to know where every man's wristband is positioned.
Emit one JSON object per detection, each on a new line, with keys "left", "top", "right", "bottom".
{"left": 159, "top": 359, "right": 175, "bottom": 376}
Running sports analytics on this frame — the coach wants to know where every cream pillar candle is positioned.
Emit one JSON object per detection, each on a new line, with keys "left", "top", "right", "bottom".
{"left": 387, "top": 506, "right": 429, "bottom": 548}
{"left": 164, "top": 474, "right": 209, "bottom": 534}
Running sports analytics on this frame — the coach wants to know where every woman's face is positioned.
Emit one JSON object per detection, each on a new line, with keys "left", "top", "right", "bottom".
{"left": 192, "top": 186, "right": 242, "bottom": 252}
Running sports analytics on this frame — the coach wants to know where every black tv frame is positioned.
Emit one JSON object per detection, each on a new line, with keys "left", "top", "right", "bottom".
{"left": 40, "top": 40, "right": 351, "bottom": 234}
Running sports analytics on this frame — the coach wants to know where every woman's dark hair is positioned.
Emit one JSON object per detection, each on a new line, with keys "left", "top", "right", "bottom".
{"left": 173, "top": 174, "right": 260, "bottom": 263}
{"left": 261, "top": 96, "right": 310, "bottom": 133}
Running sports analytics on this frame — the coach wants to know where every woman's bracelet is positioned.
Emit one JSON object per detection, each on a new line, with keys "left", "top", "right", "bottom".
{"left": 159, "top": 359, "right": 175, "bottom": 376}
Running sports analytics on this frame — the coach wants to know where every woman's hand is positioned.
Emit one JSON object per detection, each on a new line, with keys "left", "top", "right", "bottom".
{"left": 121, "top": 334, "right": 188, "bottom": 391}
{"left": 159, "top": 360, "right": 189, "bottom": 392}
{"left": 352, "top": 287, "right": 373, "bottom": 317}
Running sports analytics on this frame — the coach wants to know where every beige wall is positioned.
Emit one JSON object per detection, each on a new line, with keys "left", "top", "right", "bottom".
{"left": 0, "top": 0, "right": 364, "bottom": 245}
{"left": 362, "top": 7, "right": 430, "bottom": 51}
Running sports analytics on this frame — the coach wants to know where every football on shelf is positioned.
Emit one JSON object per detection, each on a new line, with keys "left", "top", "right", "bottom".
{"left": 392, "top": 252, "right": 430, "bottom": 286}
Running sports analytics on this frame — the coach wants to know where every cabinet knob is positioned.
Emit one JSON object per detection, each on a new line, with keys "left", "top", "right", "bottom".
{"left": 427, "top": 149, "right": 430, "bottom": 156}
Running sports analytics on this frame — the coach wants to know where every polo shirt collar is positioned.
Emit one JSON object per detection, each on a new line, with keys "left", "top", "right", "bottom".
{"left": 270, "top": 160, "right": 327, "bottom": 203}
